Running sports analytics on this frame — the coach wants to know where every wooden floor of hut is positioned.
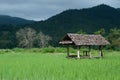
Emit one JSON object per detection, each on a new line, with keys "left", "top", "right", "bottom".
{"left": 67, "top": 55, "right": 101, "bottom": 59}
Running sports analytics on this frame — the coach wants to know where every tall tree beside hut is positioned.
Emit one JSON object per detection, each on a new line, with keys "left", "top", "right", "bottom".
{"left": 108, "top": 28, "right": 120, "bottom": 50}
{"left": 77, "top": 29, "right": 86, "bottom": 34}
{"left": 94, "top": 28, "right": 105, "bottom": 36}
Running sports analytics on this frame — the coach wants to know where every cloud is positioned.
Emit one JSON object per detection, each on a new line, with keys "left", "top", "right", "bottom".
{"left": 0, "top": 0, "right": 120, "bottom": 21}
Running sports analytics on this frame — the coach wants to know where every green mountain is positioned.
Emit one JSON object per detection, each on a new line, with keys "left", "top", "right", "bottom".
{"left": 0, "top": 15, "right": 34, "bottom": 25}
{"left": 29, "top": 4, "right": 120, "bottom": 45}
{"left": 0, "top": 15, "right": 35, "bottom": 48}
{"left": 0, "top": 4, "right": 120, "bottom": 48}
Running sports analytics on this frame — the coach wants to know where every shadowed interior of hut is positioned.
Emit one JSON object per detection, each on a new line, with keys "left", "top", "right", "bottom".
{"left": 66, "top": 45, "right": 104, "bottom": 59}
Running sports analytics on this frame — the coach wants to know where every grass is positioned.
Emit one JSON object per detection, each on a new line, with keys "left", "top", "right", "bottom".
{"left": 0, "top": 48, "right": 120, "bottom": 80}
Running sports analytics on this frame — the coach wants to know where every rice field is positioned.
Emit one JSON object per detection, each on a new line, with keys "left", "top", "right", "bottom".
{"left": 0, "top": 49, "right": 120, "bottom": 80}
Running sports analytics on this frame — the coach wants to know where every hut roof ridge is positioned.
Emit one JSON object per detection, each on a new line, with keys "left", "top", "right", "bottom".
{"left": 60, "top": 33, "right": 110, "bottom": 46}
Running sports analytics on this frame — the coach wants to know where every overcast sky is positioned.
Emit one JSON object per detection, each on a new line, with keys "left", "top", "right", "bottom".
{"left": 0, "top": 0, "right": 120, "bottom": 21}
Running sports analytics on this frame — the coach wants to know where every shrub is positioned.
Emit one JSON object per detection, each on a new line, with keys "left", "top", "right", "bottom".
{"left": 0, "top": 49, "right": 12, "bottom": 54}
{"left": 41, "top": 47, "right": 55, "bottom": 53}
{"left": 31, "top": 48, "right": 41, "bottom": 53}
{"left": 55, "top": 47, "right": 66, "bottom": 53}
{"left": 12, "top": 48, "right": 25, "bottom": 52}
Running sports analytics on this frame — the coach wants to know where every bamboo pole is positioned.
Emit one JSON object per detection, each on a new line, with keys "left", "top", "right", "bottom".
{"left": 99, "top": 45, "right": 103, "bottom": 57}
{"left": 89, "top": 46, "right": 92, "bottom": 58}
{"left": 67, "top": 45, "right": 69, "bottom": 57}
{"left": 77, "top": 46, "right": 80, "bottom": 58}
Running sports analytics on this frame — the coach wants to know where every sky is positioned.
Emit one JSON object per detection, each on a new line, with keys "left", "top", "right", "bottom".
{"left": 0, "top": 0, "right": 120, "bottom": 21}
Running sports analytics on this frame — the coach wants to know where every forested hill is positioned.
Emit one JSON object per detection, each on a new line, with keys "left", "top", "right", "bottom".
{"left": 0, "top": 15, "right": 34, "bottom": 25}
{"left": 0, "top": 15, "right": 35, "bottom": 48}
{"left": 29, "top": 4, "right": 120, "bottom": 45}
{"left": 0, "top": 4, "right": 120, "bottom": 48}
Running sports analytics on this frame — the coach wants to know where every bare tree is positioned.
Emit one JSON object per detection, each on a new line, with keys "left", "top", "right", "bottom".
{"left": 36, "top": 32, "right": 51, "bottom": 48}
{"left": 16, "top": 27, "right": 36, "bottom": 48}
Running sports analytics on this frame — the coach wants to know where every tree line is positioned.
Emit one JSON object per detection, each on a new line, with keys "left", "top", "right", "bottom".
{"left": 0, "top": 26, "right": 119, "bottom": 50}
{"left": 16, "top": 27, "right": 51, "bottom": 48}
{"left": 0, "top": 25, "right": 53, "bottom": 49}
{"left": 77, "top": 28, "right": 120, "bottom": 50}
{"left": 94, "top": 28, "right": 120, "bottom": 51}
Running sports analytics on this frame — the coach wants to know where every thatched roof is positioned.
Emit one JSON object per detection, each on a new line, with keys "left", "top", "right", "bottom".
{"left": 59, "top": 33, "right": 110, "bottom": 46}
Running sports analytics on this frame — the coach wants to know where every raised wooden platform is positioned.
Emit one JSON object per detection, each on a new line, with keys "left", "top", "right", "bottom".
{"left": 67, "top": 55, "right": 101, "bottom": 59}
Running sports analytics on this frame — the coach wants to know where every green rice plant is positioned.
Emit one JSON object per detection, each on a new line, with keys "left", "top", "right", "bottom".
{"left": 0, "top": 50, "right": 119, "bottom": 80}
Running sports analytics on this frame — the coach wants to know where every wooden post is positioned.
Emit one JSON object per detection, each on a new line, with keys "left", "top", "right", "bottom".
{"left": 77, "top": 46, "right": 80, "bottom": 58}
{"left": 67, "top": 45, "right": 69, "bottom": 57}
{"left": 99, "top": 45, "right": 103, "bottom": 57}
{"left": 89, "top": 46, "right": 92, "bottom": 58}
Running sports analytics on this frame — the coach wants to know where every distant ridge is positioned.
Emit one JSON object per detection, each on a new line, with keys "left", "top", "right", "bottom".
{"left": 29, "top": 4, "right": 120, "bottom": 45}
{"left": 91, "top": 4, "right": 115, "bottom": 9}
{"left": 0, "top": 15, "right": 34, "bottom": 25}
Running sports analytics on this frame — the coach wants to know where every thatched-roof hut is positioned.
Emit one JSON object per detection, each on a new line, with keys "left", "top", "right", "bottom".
{"left": 59, "top": 33, "right": 110, "bottom": 58}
